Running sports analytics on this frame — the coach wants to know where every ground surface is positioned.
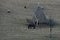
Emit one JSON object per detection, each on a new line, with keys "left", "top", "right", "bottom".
{"left": 0, "top": 0, "right": 60, "bottom": 40}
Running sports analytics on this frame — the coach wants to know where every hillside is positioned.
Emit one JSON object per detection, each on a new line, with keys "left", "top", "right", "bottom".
{"left": 0, "top": 0, "right": 60, "bottom": 40}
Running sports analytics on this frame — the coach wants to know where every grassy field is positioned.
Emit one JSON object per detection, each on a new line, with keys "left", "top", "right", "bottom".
{"left": 0, "top": 0, "right": 60, "bottom": 40}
